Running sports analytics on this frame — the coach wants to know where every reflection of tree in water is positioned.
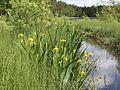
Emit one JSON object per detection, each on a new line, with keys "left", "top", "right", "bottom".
{"left": 104, "top": 74, "right": 107, "bottom": 88}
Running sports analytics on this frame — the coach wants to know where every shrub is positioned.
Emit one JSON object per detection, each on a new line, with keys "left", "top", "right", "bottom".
{"left": 6, "top": 0, "right": 52, "bottom": 34}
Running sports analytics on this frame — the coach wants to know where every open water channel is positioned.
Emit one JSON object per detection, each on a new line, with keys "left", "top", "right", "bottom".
{"left": 80, "top": 39, "right": 120, "bottom": 89}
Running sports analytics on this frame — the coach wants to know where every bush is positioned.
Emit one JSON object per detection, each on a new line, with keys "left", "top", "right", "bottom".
{"left": 6, "top": 1, "right": 52, "bottom": 34}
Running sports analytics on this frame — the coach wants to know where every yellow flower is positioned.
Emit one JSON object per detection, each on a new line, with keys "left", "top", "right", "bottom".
{"left": 81, "top": 71, "right": 86, "bottom": 75}
{"left": 88, "top": 53, "right": 93, "bottom": 56}
{"left": 18, "top": 34, "right": 23, "bottom": 37}
{"left": 59, "top": 60, "right": 62, "bottom": 64}
{"left": 40, "top": 33, "right": 45, "bottom": 37}
{"left": 30, "top": 41, "right": 34, "bottom": 45}
{"left": 28, "top": 38, "right": 34, "bottom": 42}
{"left": 84, "top": 50, "right": 87, "bottom": 54}
{"left": 84, "top": 54, "right": 88, "bottom": 57}
{"left": 64, "top": 57, "right": 68, "bottom": 61}
{"left": 34, "top": 32, "right": 37, "bottom": 36}
{"left": 85, "top": 57, "right": 87, "bottom": 60}
{"left": 53, "top": 46, "right": 59, "bottom": 51}
{"left": 77, "top": 59, "right": 82, "bottom": 63}
{"left": 61, "top": 39, "right": 66, "bottom": 43}
{"left": 84, "top": 54, "right": 88, "bottom": 60}
{"left": 73, "top": 49, "right": 76, "bottom": 53}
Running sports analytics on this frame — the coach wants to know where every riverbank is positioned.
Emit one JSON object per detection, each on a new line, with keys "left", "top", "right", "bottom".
{"left": 73, "top": 20, "right": 120, "bottom": 53}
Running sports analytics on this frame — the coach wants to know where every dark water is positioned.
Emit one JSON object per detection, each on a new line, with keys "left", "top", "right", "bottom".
{"left": 80, "top": 40, "right": 120, "bottom": 89}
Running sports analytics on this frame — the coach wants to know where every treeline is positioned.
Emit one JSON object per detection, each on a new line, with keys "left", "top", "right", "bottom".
{"left": 50, "top": 0, "right": 104, "bottom": 17}
{"left": 50, "top": 0, "right": 120, "bottom": 19}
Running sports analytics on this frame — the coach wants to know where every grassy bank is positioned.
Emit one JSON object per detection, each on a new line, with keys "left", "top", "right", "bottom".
{"left": 73, "top": 20, "right": 120, "bottom": 53}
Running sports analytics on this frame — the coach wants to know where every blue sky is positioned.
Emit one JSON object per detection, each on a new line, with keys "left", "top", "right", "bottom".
{"left": 57, "top": 0, "right": 120, "bottom": 7}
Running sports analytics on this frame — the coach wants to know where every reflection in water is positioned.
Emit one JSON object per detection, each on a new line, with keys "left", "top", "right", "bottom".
{"left": 80, "top": 41, "right": 120, "bottom": 89}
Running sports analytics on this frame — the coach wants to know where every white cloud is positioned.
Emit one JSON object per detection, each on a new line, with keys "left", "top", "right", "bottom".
{"left": 57, "top": 0, "right": 120, "bottom": 7}
{"left": 57, "top": 0, "right": 100, "bottom": 6}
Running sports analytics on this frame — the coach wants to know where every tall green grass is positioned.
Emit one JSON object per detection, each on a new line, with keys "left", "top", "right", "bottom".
{"left": 0, "top": 17, "right": 96, "bottom": 89}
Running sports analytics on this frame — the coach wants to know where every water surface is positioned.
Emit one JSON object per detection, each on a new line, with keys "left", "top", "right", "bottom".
{"left": 70, "top": 18, "right": 98, "bottom": 21}
{"left": 80, "top": 40, "right": 120, "bottom": 89}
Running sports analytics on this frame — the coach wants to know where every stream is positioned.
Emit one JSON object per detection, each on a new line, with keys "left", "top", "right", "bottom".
{"left": 80, "top": 39, "right": 120, "bottom": 89}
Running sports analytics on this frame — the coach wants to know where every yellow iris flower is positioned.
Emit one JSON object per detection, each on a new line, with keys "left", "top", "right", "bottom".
{"left": 77, "top": 60, "right": 82, "bottom": 63}
{"left": 18, "top": 34, "right": 23, "bottom": 37}
{"left": 28, "top": 38, "right": 34, "bottom": 42}
{"left": 73, "top": 49, "right": 76, "bottom": 53}
{"left": 53, "top": 46, "right": 59, "bottom": 51}
{"left": 64, "top": 57, "right": 68, "bottom": 61}
{"left": 40, "top": 33, "right": 45, "bottom": 37}
{"left": 59, "top": 60, "right": 62, "bottom": 64}
{"left": 61, "top": 39, "right": 66, "bottom": 43}
{"left": 81, "top": 71, "right": 86, "bottom": 75}
{"left": 30, "top": 41, "right": 34, "bottom": 45}
{"left": 88, "top": 53, "right": 93, "bottom": 56}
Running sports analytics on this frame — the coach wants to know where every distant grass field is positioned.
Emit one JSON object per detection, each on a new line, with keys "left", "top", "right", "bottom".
{"left": 73, "top": 20, "right": 120, "bottom": 52}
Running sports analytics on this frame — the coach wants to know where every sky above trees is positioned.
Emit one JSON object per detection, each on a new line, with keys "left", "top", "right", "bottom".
{"left": 57, "top": 0, "right": 120, "bottom": 7}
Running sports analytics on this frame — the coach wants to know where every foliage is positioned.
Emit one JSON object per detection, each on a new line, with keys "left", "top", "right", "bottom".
{"left": 0, "top": 0, "right": 11, "bottom": 15}
{"left": 6, "top": 0, "right": 52, "bottom": 34}
{"left": 96, "top": 0, "right": 120, "bottom": 22}
{"left": 97, "top": 6, "right": 118, "bottom": 22}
